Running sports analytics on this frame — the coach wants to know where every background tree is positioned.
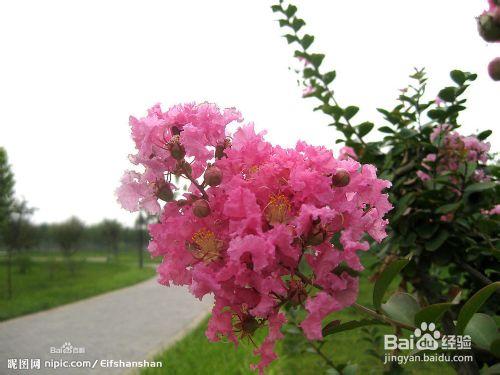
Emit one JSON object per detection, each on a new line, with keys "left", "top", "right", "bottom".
{"left": 53, "top": 216, "right": 84, "bottom": 275}
{"left": 2, "top": 199, "right": 35, "bottom": 298}
{"left": 0, "top": 147, "right": 15, "bottom": 238}
{"left": 98, "top": 219, "right": 123, "bottom": 261}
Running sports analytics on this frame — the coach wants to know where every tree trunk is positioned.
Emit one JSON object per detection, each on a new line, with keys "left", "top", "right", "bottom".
{"left": 138, "top": 230, "right": 144, "bottom": 269}
{"left": 6, "top": 247, "right": 12, "bottom": 299}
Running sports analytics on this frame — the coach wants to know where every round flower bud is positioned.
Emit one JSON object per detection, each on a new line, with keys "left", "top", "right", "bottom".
{"left": 193, "top": 199, "right": 211, "bottom": 218}
{"left": 488, "top": 57, "right": 500, "bottom": 81}
{"left": 167, "top": 135, "right": 186, "bottom": 160}
{"left": 331, "top": 168, "right": 350, "bottom": 187}
{"left": 156, "top": 182, "right": 174, "bottom": 202}
{"left": 478, "top": 13, "right": 500, "bottom": 42}
{"left": 204, "top": 166, "right": 223, "bottom": 187}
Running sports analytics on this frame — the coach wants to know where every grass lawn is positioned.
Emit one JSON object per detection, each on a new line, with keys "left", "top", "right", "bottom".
{"left": 0, "top": 256, "right": 155, "bottom": 321}
{"left": 142, "top": 254, "right": 455, "bottom": 375}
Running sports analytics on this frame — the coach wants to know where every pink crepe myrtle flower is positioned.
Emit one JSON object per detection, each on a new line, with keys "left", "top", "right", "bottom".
{"left": 117, "top": 102, "right": 392, "bottom": 373}
{"left": 417, "top": 125, "right": 491, "bottom": 184}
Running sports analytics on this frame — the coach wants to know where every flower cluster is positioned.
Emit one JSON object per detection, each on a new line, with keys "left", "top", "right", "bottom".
{"left": 117, "top": 102, "right": 392, "bottom": 372}
{"left": 417, "top": 124, "right": 491, "bottom": 182}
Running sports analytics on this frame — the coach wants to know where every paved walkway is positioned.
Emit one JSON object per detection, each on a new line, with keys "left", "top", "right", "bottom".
{"left": 0, "top": 278, "right": 212, "bottom": 374}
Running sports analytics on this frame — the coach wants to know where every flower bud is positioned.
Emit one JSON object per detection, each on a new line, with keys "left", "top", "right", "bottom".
{"left": 478, "top": 13, "right": 500, "bottom": 42}
{"left": 204, "top": 166, "right": 223, "bottom": 187}
{"left": 287, "top": 279, "right": 307, "bottom": 306}
{"left": 156, "top": 182, "right": 174, "bottom": 202}
{"left": 167, "top": 135, "right": 186, "bottom": 160}
{"left": 488, "top": 57, "right": 500, "bottom": 81}
{"left": 193, "top": 199, "right": 211, "bottom": 218}
{"left": 331, "top": 168, "right": 350, "bottom": 187}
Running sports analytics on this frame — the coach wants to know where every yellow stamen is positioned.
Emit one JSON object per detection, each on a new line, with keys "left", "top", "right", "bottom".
{"left": 190, "top": 229, "right": 223, "bottom": 263}
{"left": 265, "top": 194, "right": 291, "bottom": 224}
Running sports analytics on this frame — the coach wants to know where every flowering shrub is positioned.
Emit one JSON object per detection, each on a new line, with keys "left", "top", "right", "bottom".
{"left": 117, "top": 102, "right": 392, "bottom": 371}
{"left": 272, "top": 1, "right": 499, "bottom": 372}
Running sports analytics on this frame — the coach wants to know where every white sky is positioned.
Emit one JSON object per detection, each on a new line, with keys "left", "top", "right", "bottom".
{"left": 0, "top": 0, "right": 498, "bottom": 227}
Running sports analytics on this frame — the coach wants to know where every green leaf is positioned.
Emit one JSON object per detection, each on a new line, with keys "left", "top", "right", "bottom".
{"left": 271, "top": 5, "right": 282, "bottom": 13}
{"left": 344, "top": 106, "right": 359, "bottom": 120}
{"left": 464, "top": 313, "right": 500, "bottom": 350}
{"left": 373, "top": 258, "right": 410, "bottom": 310}
{"left": 438, "top": 87, "right": 457, "bottom": 102}
{"left": 415, "top": 303, "right": 454, "bottom": 326}
{"left": 357, "top": 122, "right": 374, "bottom": 137}
{"left": 425, "top": 230, "right": 449, "bottom": 252}
{"left": 477, "top": 130, "right": 492, "bottom": 141}
{"left": 435, "top": 202, "right": 461, "bottom": 214}
{"left": 378, "top": 126, "right": 395, "bottom": 134}
{"left": 323, "top": 70, "right": 336, "bottom": 84}
{"left": 308, "top": 53, "right": 324, "bottom": 69}
{"left": 300, "top": 34, "right": 314, "bottom": 49}
{"left": 323, "top": 319, "right": 383, "bottom": 336}
{"left": 457, "top": 282, "right": 500, "bottom": 334}
{"left": 291, "top": 18, "right": 305, "bottom": 32}
{"left": 381, "top": 292, "right": 419, "bottom": 326}
{"left": 284, "top": 34, "right": 297, "bottom": 44}
{"left": 464, "top": 181, "right": 497, "bottom": 193}
{"left": 450, "top": 70, "right": 466, "bottom": 85}
{"left": 285, "top": 4, "right": 297, "bottom": 17}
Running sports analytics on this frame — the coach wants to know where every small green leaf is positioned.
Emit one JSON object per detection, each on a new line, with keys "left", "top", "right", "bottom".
{"left": 378, "top": 126, "right": 395, "bottom": 134}
{"left": 291, "top": 18, "right": 305, "bottom": 32}
{"left": 323, "top": 70, "right": 336, "bottom": 84}
{"left": 285, "top": 4, "right": 297, "bottom": 17}
{"left": 373, "top": 258, "right": 410, "bottom": 310}
{"left": 300, "top": 34, "right": 314, "bottom": 49}
{"left": 477, "top": 130, "right": 492, "bottom": 141}
{"left": 464, "top": 313, "right": 500, "bottom": 350}
{"left": 415, "top": 303, "right": 454, "bottom": 326}
{"left": 271, "top": 5, "right": 282, "bottom": 13}
{"left": 438, "top": 87, "right": 457, "bottom": 102}
{"left": 344, "top": 106, "right": 359, "bottom": 120}
{"left": 308, "top": 53, "right": 324, "bottom": 69}
{"left": 457, "top": 282, "right": 500, "bottom": 334}
{"left": 464, "top": 181, "right": 497, "bottom": 193}
{"left": 435, "top": 202, "right": 461, "bottom": 214}
{"left": 381, "top": 292, "right": 419, "bottom": 326}
{"left": 284, "top": 34, "right": 297, "bottom": 44}
{"left": 323, "top": 319, "right": 383, "bottom": 336}
{"left": 425, "top": 230, "right": 449, "bottom": 252}
{"left": 357, "top": 122, "right": 374, "bottom": 137}
{"left": 450, "top": 70, "right": 466, "bottom": 85}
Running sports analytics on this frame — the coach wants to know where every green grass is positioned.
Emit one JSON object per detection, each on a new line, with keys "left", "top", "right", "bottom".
{"left": 143, "top": 254, "right": 455, "bottom": 375}
{"left": 0, "top": 256, "right": 155, "bottom": 321}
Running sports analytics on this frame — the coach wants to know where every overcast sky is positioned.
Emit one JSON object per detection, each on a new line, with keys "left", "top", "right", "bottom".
{"left": 0, "top": 0, "right": 498, "bottom": 226}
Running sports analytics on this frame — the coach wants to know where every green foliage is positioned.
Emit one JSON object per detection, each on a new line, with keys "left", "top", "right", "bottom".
{"left": 373, "top": 258, "right": 410, "bottom": 310}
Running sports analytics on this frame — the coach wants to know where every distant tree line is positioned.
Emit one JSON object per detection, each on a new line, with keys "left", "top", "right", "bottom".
{"left": 0, "top": 146, "right": 152, "bottom": 298}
